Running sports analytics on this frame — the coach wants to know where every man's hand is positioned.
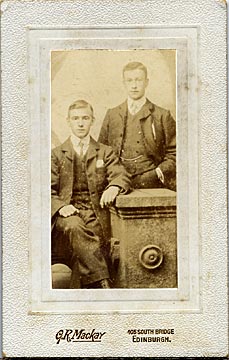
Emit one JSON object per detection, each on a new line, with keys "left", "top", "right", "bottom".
{"left": 59, "top": 204, "right": 79, "bottom": 218}
{"left": 100, "top": 186, "right": 120, "bottom": 208}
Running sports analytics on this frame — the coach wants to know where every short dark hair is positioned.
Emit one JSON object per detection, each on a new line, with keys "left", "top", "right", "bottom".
{"left": 68, "top": 100, "right": 94, "bottom": 118}
{"left": 123, "top": 62, "right": 148, "bottom": 78}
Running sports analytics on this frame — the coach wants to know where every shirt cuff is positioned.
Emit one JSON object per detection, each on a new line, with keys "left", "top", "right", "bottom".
{"left": 155, "top": 167, "right": 164, "bottom": 184}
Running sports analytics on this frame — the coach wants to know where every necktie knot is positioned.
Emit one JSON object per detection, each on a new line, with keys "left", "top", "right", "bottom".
{"left": 130, "top": 102, "right": 138, "bottom": 115}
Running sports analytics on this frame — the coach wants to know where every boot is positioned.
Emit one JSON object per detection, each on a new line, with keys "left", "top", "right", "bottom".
{"left": 99, "top": 278, "right": 111, "bottom": 288}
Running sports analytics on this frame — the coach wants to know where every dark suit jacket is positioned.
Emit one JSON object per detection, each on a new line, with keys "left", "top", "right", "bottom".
{"left": 51, "top": 136, "right": 131, "bottom": 239}
{"left": 98, "top": 99, "right": 176, "bottom": 190}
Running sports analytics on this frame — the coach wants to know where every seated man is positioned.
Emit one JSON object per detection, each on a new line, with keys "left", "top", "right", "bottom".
{"left": 51, "top": 99, "right": 130, "bottom": 289}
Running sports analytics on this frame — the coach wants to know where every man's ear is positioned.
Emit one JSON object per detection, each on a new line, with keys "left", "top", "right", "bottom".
{"left": 146, "top": 78, "right": 149, "bottom": 88}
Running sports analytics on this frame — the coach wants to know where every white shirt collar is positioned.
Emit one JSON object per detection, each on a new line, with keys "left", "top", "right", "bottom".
{"left": 70, "top": 132, "right": 90, "bottom": 149}
{"left": 127, "top": 96, "right": 146, "bottom": 114}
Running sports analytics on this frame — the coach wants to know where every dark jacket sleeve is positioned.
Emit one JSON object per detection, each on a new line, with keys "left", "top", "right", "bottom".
{"left": 157, "top": 111, "right": 176, "bottom": 191}
{"left": 98, "top": 110, "right": 110, "bottom": 145}
{"left": 51, "top": 149, "right": 68, "bottom": 219}
{"left": 103, "top": 145, "right": 131, "bottom": 193}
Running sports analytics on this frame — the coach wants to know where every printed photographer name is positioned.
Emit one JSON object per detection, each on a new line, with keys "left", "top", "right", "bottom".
{"left": 56, "top": 329, "right": 106, "bottom": 344}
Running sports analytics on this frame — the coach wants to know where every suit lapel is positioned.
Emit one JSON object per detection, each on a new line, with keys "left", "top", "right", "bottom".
{"left": 118, "top": 101, "right": 128, "bottom": 122}
{"left": 61, "top": 136, "right": 100, "bottom": 165}
{"left": 117, "top": 101, "right": 128, "bottom": 156}
{"left": 151, "top": 109, "right": 164, "bottom": 154}
{"left": 61, "top": 137, "right": 74, "bottom": 161}
{"left": 59, "top": 137, "right": 74, "bottom": 200}
{"left": 136, "top": 100, "right": 159, "bottom": 157}
{"left": 86, "top": 137, "right": 100, "bottom": 162}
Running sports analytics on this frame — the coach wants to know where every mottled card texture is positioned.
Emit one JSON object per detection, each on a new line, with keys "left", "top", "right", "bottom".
{"left": 1, "top": 0, "right": 228, "bottom": 357}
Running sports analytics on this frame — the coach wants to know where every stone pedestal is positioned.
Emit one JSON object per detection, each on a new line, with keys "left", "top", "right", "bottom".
{"left": 110, "top": 189, "right": 177, "bottom": 288}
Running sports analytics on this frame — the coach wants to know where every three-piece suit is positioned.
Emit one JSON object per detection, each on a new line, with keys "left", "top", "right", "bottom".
{"left": 51, "top": 136, "right": 130, "bottom": 288}
{"left": 98, "top": 99, "right": 176, "bottom": 191}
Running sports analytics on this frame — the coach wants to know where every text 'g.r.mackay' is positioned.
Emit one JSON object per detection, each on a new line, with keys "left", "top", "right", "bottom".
{"left": 56, "top": 329, "right": 106, "bottom": 344}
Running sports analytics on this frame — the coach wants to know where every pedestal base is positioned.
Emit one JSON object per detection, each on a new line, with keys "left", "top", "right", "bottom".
{"left": 110, "top": 189, "right": 177, "bottom": 288}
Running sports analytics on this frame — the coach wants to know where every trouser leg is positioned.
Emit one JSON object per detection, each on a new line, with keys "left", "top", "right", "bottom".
{"left": 79, "top": 209, "right": 109, "bottom": 256}
{"left": 69, "top": 261, "right": 81, "bottom": 289}
{"left": 79, "top": 209, "right": 111, "bottom": 278}
{"left": 55, "top": 213, "right": 109, "bottom": 287}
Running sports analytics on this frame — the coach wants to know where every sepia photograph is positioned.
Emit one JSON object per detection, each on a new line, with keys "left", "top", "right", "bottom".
{"left": 28, "top": 27, "right": 196, "bottom": 312}
{"left": 51, "top": 50, "right": 177, "bottom": 290}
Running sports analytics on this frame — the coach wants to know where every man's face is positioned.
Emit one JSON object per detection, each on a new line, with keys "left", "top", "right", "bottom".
{"left": 123, "top": 69, "right": 149, "bottom": 100}
{"left": 68, "top": 106, "right": 93, "bottom": 139}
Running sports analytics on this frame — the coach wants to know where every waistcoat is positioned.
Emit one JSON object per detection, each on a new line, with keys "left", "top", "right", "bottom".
{"left": 71, "top": 152, "right": 92, "bottom": 209}
{"left": 121, "top": 110, "right": 155, "bottom": 175}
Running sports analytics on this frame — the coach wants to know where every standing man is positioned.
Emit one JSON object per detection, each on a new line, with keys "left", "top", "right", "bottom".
{"left": 99, "top": 62, "right": 176, "bottom": 191}
{"left": 51, "top": 100, "right": 130, "bottom": 289}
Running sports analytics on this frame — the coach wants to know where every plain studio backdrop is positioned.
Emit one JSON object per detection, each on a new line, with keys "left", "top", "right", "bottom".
{"left": 51, "top": 49, "right": 176, "bottom": 148}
